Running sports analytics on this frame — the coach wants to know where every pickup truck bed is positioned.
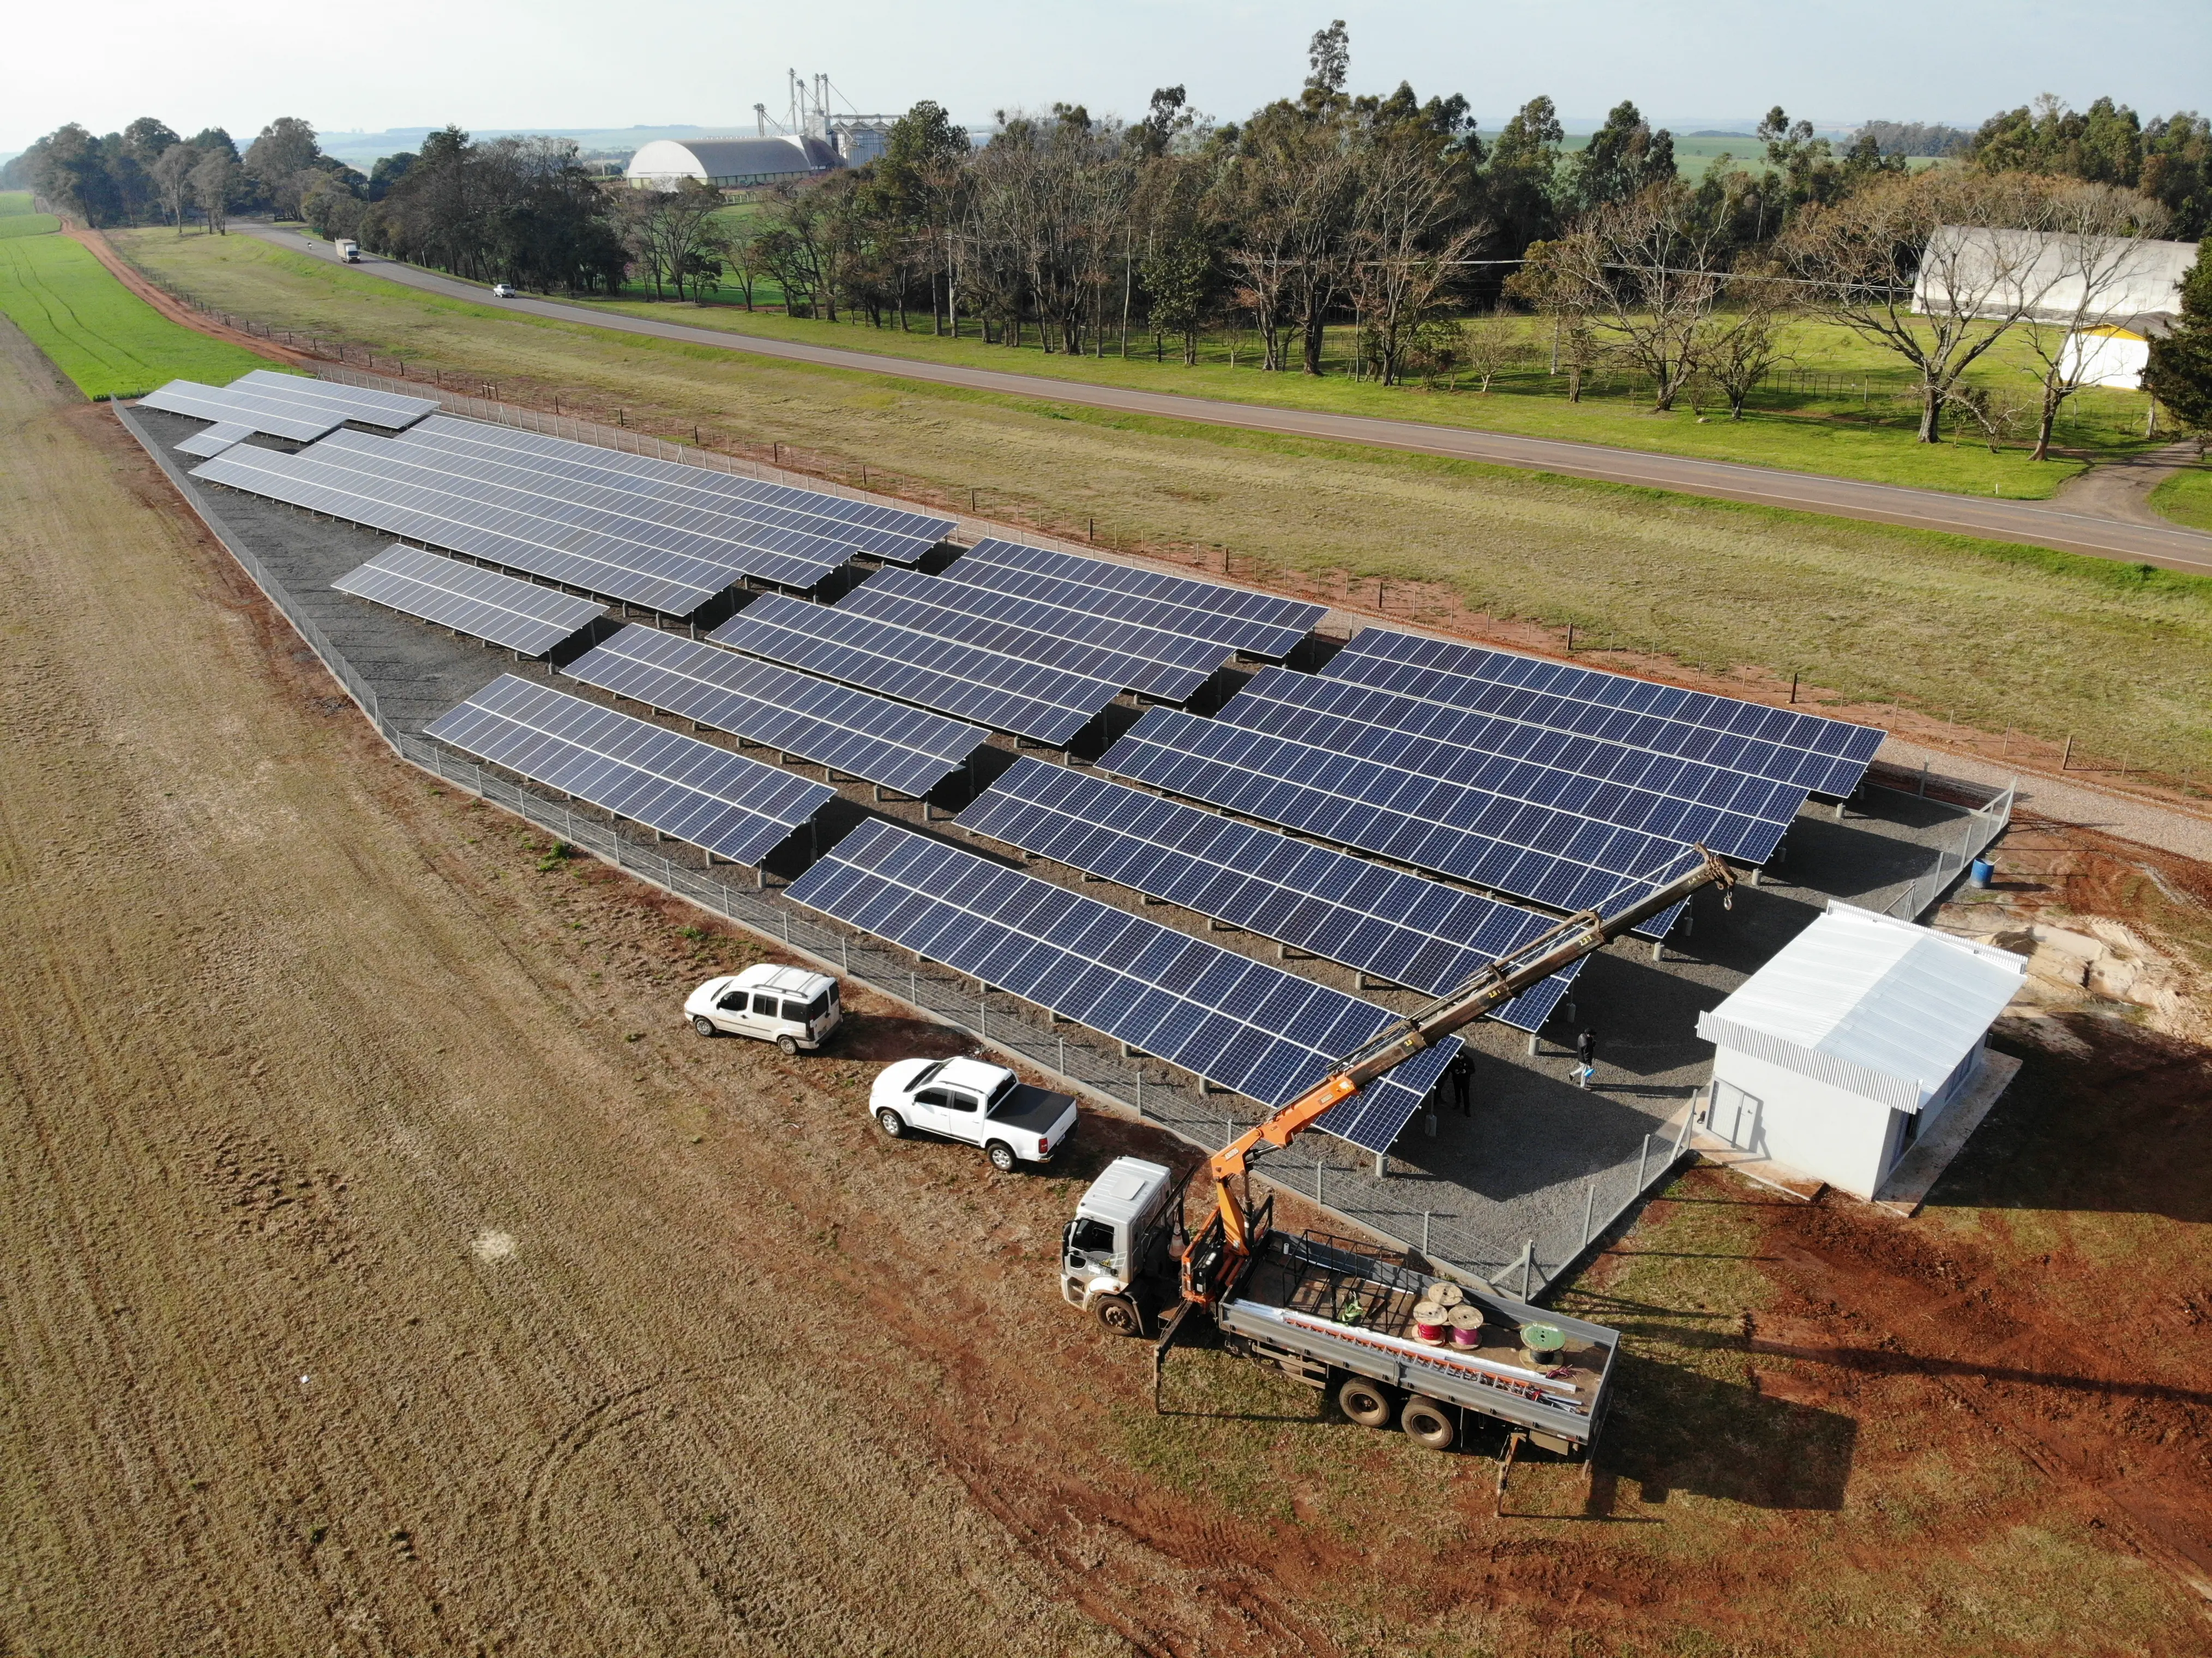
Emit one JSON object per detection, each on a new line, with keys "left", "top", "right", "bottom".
{"left": 988, "top": 1084, "right": 1076, "bottom": 1134}
{"left": 1215, "top": 1232, "right": 1619, "bottom": 1452}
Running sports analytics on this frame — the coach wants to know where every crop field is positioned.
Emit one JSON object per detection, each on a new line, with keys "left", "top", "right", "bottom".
{"left": 4, "top": 308, "right": 2210, "bottom": 1656}
{"left": 0, "top": 225, "right": 271, "bottom": 398}
{"left": 105, "top": 226, "right": 2212, "bottom": 778}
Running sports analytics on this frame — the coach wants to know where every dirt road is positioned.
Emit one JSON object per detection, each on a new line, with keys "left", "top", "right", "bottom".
{"left": 4, "top": 308, "right": 2207, "bottom": 1655}
{"left": 233, "top": 221, "right": 2212, "bottom": 578}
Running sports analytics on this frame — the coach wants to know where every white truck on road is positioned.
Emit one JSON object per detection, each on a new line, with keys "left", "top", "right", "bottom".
{"left": 869, "top": 1056, "right": 1077, "bottom": 1173}
{"left": 335, "top": 238, "right": 359, "bottom": 262}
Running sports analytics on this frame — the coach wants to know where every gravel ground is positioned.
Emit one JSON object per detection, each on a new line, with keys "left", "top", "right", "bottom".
{"left": 128, "top": 400, "right": 1987, "bottom": 1287}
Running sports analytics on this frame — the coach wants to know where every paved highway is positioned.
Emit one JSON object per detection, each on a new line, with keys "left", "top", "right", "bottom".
{"left": 242, "top": 224, "right": 2212, "bottom": 577}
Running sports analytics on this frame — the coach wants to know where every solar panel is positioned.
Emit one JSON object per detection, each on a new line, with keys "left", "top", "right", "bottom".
{"left": 394, "top": 420, "right": 939, "bottom": 566}
{"left": 309, "top": 429, "right": 846, "bottom": 592}
{"left": 1323, "top": 630, "right": 1885, "bottom": 799}
{"left": 561, "top": 623, "right": 989, "bottom": 797}
{"left": 140, "top": 380, "right": 342, "bottom": 443}
{"left": 786, "top": 818, "right": 1460, "bottom": 1150}
{"left": 1098, "top": 708, "right": 1690, "bottom": 939}
{"left": 331, "top": 545, "right": 607, "bottom": 656}
{"left": 943, "top": 539, "right": 1325, "bottom": 659}
{"left": 405, "top": 416, "right": 955, "bottom": 555}
{"left": 1217, "top": 667, "right": 1798, "bottom": 866}
{"left": 228, "top": 369, "right": 440, "bottom": 431}
{"left": 423, "top": 675, "right": 834, "bottom": 867}
{"left": 839, "top": 567, "right": 1233, "bottom": 701}
{"left": 708, "top": 594, "right": 1121, "bottom": 746}
{"left": 174, "top": 421, "right": 253, "bottom": 458}
{"left": 190, "top": 443, "right": 738, "bottom": 615}
{"left": 955, "top": 758, "right": 1583, "bottom": 1030}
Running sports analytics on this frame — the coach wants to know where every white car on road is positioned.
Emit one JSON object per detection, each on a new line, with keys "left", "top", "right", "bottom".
{"left": 685, "top": 964, "right": 841, "bottom": 1054}
{"left": 869, "top": 1056, "right": 1078, "bottom": 1173}
{"left": 491, "top": 283, "right": 516, "bottom": 298}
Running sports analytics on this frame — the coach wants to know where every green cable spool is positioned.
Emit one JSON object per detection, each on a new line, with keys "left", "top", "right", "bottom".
{"left": 1520, "top": 1321, "right": 1566, "bottom": 1355}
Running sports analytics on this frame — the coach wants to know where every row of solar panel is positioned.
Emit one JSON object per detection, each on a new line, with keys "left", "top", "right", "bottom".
{"left": 145, "top": 371, "right": 440, "bottom": 446}
{"left": 784, "top": 818, "right": 1459, "bottom": 1152}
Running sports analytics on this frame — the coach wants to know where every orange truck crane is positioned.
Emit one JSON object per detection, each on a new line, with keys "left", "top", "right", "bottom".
{"left": 1060, "top": 846, "right": 1735, "bottom": 1455}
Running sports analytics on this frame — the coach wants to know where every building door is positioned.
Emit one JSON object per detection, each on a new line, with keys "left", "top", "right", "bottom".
{"left": 1709, "top": 1078, "right": 1764, "bottom": 1151}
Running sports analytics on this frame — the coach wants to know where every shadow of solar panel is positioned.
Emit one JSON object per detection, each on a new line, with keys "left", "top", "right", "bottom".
{"left": 1217, "top": 667, "right": 1795, "bottom": 866}
{"left": 407, "top": 417, "right": 953, "bottom": 554}
{"left": 1324, "top": 630, "right": 1884, "bottom": 799}
{"left": 141, "top": 380, "right": 341, "bottom": 443}
{"left": 230, "top": 369, "right": 440, "bottom": 430}
{"left": 310, "top": 430, "right": 845, "bottom": 591}
{"left": 955, "top": 758, "right": 1581, "bottom": 1030}
{"left": 708, "top": 594, "right": 1120, "bottom": 746}
{"left": 188, "top": 444, "right": 735, "bottom": 615}
{"left": 424, "top": 675, "right": 833, "bottom": 866}
{"left": 787, "top": 819, "right": 1459, "bottom": 1150}
{"left": 394, "top": 420, "right": 934, "bottom": 565}
{"left": 561, "top": 624, "right": 989, "bottom": 797}
{"left": 1098, "top": 708, "right": 1689, "bottom": 940}
{"left": 943, "top": 540, "right": 1325, "bottom": 658}
{"left": 174, "top": 421, "right": 253, "bottom": 458}
{"left": 838, "top": 568, "right": 1224, "bottom": 702}
{"left": 332, "top": 545, "right": 606, "bottom": 656}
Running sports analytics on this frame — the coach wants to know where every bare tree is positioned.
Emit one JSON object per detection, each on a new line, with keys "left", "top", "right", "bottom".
{"left": 2010, "top": 182, "right": 2172, "bottom": 459}
{"left": 1548, "top": 183, "right": 1726, "bottom": 409}
{"left": 1698, "top": 265, "right": 1795, "bottom": 418}
{"left": 1458, "top": 312, "right": 1517, "bottom": 392}
{"left": 1349, "top": 130, "right": 1485, "bottom": 385}
{"left": 190, "top": 149, "right": 238, "bottom": 235}
{"left": 151, "top": 142, "right": 198, "bottom": 234}
{"left": 1782, "top": 169, "right": 2058, "bottom": 441}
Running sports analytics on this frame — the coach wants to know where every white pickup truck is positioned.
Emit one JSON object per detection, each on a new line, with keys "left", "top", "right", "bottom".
{"left": 869, "top": 1056, "right": 1077, "bottom": 1173}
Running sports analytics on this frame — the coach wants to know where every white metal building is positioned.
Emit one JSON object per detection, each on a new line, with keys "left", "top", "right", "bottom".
{"left": 1695, "top": 903, "right": 2026, "bottom": 1200}
{"left": 624, "top": 136, "right": 839, "bottom": 190}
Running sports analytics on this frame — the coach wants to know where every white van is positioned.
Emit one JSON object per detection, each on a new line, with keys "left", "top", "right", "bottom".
{"left": 684, "top": 964, "right": 841, "bottom": 1054}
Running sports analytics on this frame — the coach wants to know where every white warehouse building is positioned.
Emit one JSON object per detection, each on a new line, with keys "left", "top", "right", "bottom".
{"left": 624, "top": 136, "right": 840, "bottom": 190}
{"left": 1696, "top": 903, "right": 2026, "bottom": 1201}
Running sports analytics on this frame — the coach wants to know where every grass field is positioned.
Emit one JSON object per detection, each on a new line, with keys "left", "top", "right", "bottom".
{"left": 0, "top": 190, "right": 38, "bottom": 215}
{"left": 0, "top": 227, "right": 272, "bottom": 398}
{"left": 2153, "top": 462, "right": 2212, "bottom": 532}
{"left": 111, "top": 225, "right": 2212, "bottom": 774}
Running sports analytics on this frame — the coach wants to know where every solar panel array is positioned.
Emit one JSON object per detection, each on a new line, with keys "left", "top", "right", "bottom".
{"left": 402, "top": 416, "right": 954, "bottom": 562}
{"left": 424, "top": 675, "right": 834, "bottom": 867}
{"left": 561, "top": 623, "right": 990, "bottom": 797}
{"left": 709, "top": 594, "right": 1120, "bottom": 746}
{"left": 229, "top": 369, "right": 440, "bottom": 431}
{"left": 957, "top": 758, "right": 1583, "bottom": 1030}
{"left": 174, "top": 421, "right": 253, "bottom": 458}
{"left": 313, "top": 429, "right": 844, "bottom": 592}
{"left": 190, "top": 440, "right": 750, "bottom": 615}
{"left": 395, "top": 418, "right": 942, "bottom": 568}
{"left": 1324, "top": 630, "right": 1884, "bottom": 798}
{"left": 331, "top": 545, "right": 607, "bottom": 656}
{"left": 943, "top": 539, "right": 1326, "bottom": 659}
{"left": 142, "top": 379, "right": 342, "bottom": 443}
{"left": 838, "top": 567, "right": 1231, "bottom": 702}
{"left": 787, "top": 818, "right": 1460, "bottom": 1150}
{"left": 1098, "top": 708, "right": 1689, "bottom": 938}
{"left": 1217, "top": 666, "right": 1797, "bottom": 866}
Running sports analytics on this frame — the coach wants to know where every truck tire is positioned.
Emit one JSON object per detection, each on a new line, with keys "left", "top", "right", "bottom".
{"left": 1336, "top": 1375, "right": 1394, "bottom": 1429}
{"left": 1399, "top": 1394, "right": 1456, "bottom": 1452}
{"left": 692, "top": 1016, "right": 716, "bottom": 1037}
{"left": 985, "top": 1141, "right": 1018, "bottom": 1174}
{"left": 1093, "top": 1294, "right": 1144, "bottom": 1337}
{"left": 875, "top": 1108, "right": 907, "bottom": 1139}
{"left": 776, "top": 1034, "right": 799, "bottom": 1056}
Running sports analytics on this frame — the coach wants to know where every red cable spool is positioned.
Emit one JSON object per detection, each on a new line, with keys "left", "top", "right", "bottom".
{"left": 1411, "top": 1301, "right": 1450, "bottom": 1344}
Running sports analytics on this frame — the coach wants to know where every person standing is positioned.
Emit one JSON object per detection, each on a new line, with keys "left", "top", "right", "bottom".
{"left": 1573, "top": 1028, "right": 1598, "bottom": 1089}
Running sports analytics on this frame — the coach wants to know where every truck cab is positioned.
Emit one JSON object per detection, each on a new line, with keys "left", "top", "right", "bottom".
{"left": 869, "top": 1056, "right": 1077, "bottom": 1173}
{"left": 1061, "top": 1156, "right": 1185, "bottom": 1335}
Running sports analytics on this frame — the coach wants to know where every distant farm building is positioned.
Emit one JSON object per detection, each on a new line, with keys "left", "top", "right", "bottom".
{"left": 624, "top": 136, "right": 839, "bottom": 190}
{"left": 1914, "top": 225, "right": 2199, "bottom": 388}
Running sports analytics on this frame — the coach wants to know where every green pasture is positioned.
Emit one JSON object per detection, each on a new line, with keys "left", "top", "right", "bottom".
{"left": 2152, "top": 465, "right": 2212, "bottom": 532}
{"left": 0, "top": 229, "right": 273, "bottom": 399}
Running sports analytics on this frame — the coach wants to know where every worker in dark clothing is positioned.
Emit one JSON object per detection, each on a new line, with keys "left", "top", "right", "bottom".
{"left": 1452, "top": 1053, "right": 1473, "bottom": 1116}
{"left": 1573, "top": 1029, "right": 1598, "bottom": 1089}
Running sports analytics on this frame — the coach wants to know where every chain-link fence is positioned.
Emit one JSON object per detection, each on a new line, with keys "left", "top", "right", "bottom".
{"left": 117, "top": 400, "right": 1697, "bottom": 1297}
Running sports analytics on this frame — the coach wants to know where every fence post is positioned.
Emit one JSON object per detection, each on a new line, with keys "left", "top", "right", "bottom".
{"left": 1315, "top": 1152, "right": 1324, "bottom": 1204}
{"left": 1636, "top": 1133, "right": 1650, "bottom": 1193}
{"left": 1519, "top": 1240, "right": 1535, "bottom": 1300}
{"left": 1582, "top": 1178, "right": 1597, "bottom": 1249}
{"left": 1058, "top": 1035, "right": 1066, "bottom": 1077}
{"left": 1422, "top": 1210, "right": 1432, "bottom": 1256}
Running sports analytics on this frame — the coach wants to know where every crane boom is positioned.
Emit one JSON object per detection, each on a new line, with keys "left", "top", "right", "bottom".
{"left": 1183, "top": 845, "right": 1736, "bottom": 1301}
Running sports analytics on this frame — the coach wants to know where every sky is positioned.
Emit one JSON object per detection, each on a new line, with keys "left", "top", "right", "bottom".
{"left": 8, "top": 0, "right": 2208, "bottom": 158}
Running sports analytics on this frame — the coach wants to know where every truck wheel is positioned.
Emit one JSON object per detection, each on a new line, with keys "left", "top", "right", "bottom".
{"left": 1399, "top": 1395, "right": 1456, "bottom": 1452}
{"left": 1093, "top": 1295, "right": 1144, "bottom": 1337}
{"left": 875, "top": 1108, "right": 907, "bottom": 1139}
{"left": 1336, "top": 1375, "right": 1395, "bottom": 1429}
{"left": 776, "top": 1034, "right": 799, "bottom": 1056}
{"left": 985, "top": 1142, "right": 1018, "bottom": 1174}
{"left": 692, "top": 1016, "right": 716, "bottom": 1037}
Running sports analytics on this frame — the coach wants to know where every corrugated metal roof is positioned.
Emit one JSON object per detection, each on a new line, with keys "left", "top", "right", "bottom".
{"left": 625, "top": 136, "right": 837, "bottom": 184}
{"left": 1697, "top": 902, "right": 2023, "bottom": 1110}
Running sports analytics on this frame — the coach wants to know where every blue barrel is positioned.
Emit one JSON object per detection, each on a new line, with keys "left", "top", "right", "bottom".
{"left": 1969, "top": 857, "right": 1995, "bottom": 888}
